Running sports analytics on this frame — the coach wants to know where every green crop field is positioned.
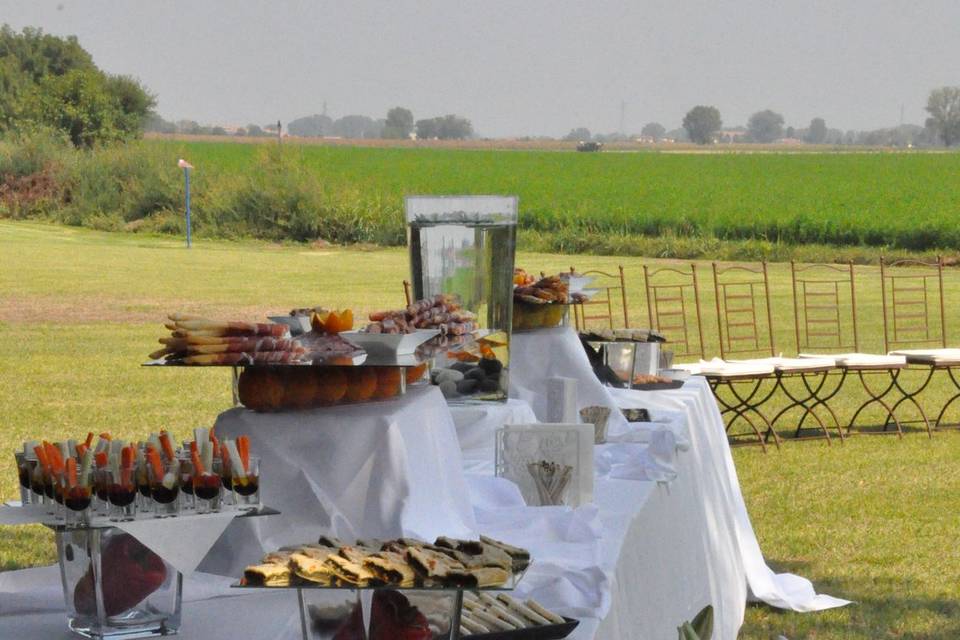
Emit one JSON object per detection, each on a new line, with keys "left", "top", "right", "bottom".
{"left": 3, "top": 221, "right": 960, "bottom": 638}
{"left": 4, "top": 135, "right": 960, "bottom": 262}
{"left": 148, "top": 140, "right": 960, "bottom": 252}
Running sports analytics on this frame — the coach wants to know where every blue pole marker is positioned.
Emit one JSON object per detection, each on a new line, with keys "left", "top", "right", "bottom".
{"left": 184, "top": 168, "right": 192, "bottom": 248}
{"left": 178, "top": 158, "right": 195, "bottom": 248}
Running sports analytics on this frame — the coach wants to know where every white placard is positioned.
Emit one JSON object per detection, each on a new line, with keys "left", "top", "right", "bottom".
{"left": 495, "top": 423, "right": 593, "bottom": 507}
{"left": 545, "top": 376, "right": 578, "bottom": 424}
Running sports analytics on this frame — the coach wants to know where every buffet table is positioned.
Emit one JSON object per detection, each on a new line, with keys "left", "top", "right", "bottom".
{"left": 0, "top": 328, "right": 846, "bottom": 639}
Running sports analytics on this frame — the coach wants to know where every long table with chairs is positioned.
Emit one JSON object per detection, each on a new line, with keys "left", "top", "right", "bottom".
{"left": 568, "top": 256, "right": 960, "bottom": 449}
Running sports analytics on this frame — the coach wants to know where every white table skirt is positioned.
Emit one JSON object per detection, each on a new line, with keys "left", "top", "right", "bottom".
{"left": 0, "top": 340, "right": 846, "bottom": 638}
{"left": 199, "top": 385, "right": 476, "bottom": 577}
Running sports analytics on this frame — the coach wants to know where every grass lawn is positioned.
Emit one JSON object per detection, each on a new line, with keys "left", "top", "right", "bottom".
{"left": 2, "top": 220, "right": 959, "bottom": 638}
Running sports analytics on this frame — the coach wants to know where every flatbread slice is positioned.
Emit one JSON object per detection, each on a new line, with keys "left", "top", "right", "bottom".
{"left": 325, "top": 554, "right": 375, "bottom": 587}
{"left": 243, "top": 562, "right": 291, "bottom": 587}
{"left": 406, "top": 546, "right": 477, "bottom": 588}
{"left": 289, "top": 553, "right": 337, "bottom": 586}
{"left": 363, "top": 551, "right": 416, "bottom": 587}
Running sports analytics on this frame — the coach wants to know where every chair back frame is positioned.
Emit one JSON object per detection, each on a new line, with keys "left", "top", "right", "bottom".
{"left": 790, "top": 261, "right": 860, "bottom": 354}
{"left": 643, "top": 263, "right": 706, "bottom": 361}
{"left": 711, "top": 261, "right": 776, "bottom": 359}
{"left": 880, "top": 256, "right": 947, "bottom": 352}
{"left": 570, "top": 265, "right": 629, "bottom": 330}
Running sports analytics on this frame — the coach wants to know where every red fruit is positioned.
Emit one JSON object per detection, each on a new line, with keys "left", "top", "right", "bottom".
{"left": 74, "top": 533, "right": 168, "bottom": 617}
{"left": 332, "top": 590, "right": 432, "bottom": 640}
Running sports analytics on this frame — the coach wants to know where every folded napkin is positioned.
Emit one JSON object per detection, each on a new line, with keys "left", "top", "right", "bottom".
{"left": 695, "top": 357, "right": 776, "bottom": 377}
{"left": 734, "top": 356, "right": 836, "bottom": 371}
{"left": 801, "top": 352, "right": 906, "bottom": 367}
{"left": 889, "top": 348, "right": 960, "bottom": 364}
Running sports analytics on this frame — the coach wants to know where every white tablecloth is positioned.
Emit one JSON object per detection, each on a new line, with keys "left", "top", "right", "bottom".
{"left": 510, "top": 328, "right": 630, "bottom": 436}
{"left": 200, "top": 385, "right": 476, "bottom": 577}
{"left": 0, "top": 335, "right": 846, "bottom": 639}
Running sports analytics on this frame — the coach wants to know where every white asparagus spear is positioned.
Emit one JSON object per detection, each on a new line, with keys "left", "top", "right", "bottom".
{"left": 79, "top": 450, "right": 93, "bottom": 488}
{"left": 224, "top": 439, "right": 246, "bottom": 479}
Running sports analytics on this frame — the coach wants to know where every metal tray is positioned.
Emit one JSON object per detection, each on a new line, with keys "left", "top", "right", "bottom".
{"left": 232, "top": 566, "right": 527, "bottom": 592}
{"left": 464, "top": 617, "right": 579, "bottom": 639}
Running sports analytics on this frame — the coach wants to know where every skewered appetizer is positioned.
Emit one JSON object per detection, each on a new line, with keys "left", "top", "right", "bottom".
{"left": 149, "top": 313, "right": 364, "bottom": 365}
{"left": 514, "top": 274, "right": 569, "bottom": 305}
{"left": 149, "top": 314, "right": 306, "bottom": 365}
{"left": 365, "top": 295, "right": 477, "bottom": 336}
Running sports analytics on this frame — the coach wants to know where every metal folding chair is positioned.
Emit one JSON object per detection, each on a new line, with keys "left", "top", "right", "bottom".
{"left": 707, "top": 261, "right": 781, "bottom": 450}
{"left": 786, "top": 261, "right": 864, "bottom": 441}
{"left": 642, "top": 263, "right": 706, "bottom": 363}
{"left": 879, "top": 256, "right": 960, "bottom": 434}
{"left": 570, "top": 265, "right": 629, "bottom": 330}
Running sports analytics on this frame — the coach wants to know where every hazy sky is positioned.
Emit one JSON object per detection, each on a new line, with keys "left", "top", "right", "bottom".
{"left": 2, "top": 0, "right": 958, "bottom": 137}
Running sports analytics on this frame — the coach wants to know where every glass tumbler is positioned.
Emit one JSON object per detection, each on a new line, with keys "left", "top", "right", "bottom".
{"left": 148, "top": 461, "right": 180, "bottom": 518}
{"left": 107, "top": 468, "right": 138, "bottom": 522}
{"left": 230, "top": 456, "right": 260, "bottom": 510}
{"left": 14, "top": 452, "right": 31, "bottom": 505}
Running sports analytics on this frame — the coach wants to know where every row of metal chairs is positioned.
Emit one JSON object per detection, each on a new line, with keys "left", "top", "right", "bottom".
{"left": 569, "top": 258, "right": 960, "bottom": 450}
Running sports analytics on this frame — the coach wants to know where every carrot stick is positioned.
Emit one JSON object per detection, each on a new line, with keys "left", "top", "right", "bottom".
{"left": 99, "top": 432, "right": 112, "bottom": 441}
{"left": 46, "top": 443, "right": 65, "bottom": 474}
{"left": 84, "top": 432, "right": 94, "bottom": 448}
{"left": 237, "top": 436, "right": 250, "bottom": 473}
{"left": 76, "top": 443, "right": 88, "bottom": 460}
{"left": 94, "top": 451, "right": 108, "bottom": 468}
{"left": 159, "top": 431, "right": 175, "bottom": 462}
{"left": 189, "top": 441, "right": 198, "bottom": 454}
{"left": 34, "top": 445, "right": 49, "bottom": 472}
{"left": 146, "top": 448, "right": 164, "bottom": 480}
{"left": 121, "top": 446, "right": 135, "bottom": 469}
{"left": 191, "top": 449, "right": 205, "bottom": 475}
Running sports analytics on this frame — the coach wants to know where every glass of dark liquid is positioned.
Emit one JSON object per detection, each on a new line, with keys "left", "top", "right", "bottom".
{"left": 107, "top": 468, "right": 138, "bottom": 521}
{"left": 148, "top": 460, "right": 181, "bottom": 518}
{"left": 14, "top": 452, "right": 31, "bottom": 505}
{"left": 231, "top": 456, "right": 260, "bottom": 510}
{"left": 193, "top": 462, "right": 223, "bottom": 514}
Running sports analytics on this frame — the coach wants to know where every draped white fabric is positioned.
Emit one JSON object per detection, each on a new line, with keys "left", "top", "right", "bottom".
{"left": 0, "top": 327, "right": 847, "bottom": 639}
{"left": 199, "top": 384, "right": 477, "bottom": 577}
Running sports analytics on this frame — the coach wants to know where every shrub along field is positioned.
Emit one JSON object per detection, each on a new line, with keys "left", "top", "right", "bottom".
{"left": 3, "top": 221, "right": 960, "bottom": 638}
{"left": 2, "top": 134, "right": 960, "bottom": 261}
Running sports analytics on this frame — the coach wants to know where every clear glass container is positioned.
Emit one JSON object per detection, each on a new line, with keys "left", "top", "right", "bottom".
{"left": 406, "top": 195, "right": 517, "bottom": 403}
{"left": 297, "top": 587, "right": 461, "bottom": 640}
{"left": 57, "top": 526, "right": 182, "bottom": 639}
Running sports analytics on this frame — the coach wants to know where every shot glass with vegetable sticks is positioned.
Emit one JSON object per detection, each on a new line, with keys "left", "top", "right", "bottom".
{"left": 61, "top": 453, "right": 94, "bottom": 528}
{"left": 226, "top": 437, "right": 259, "bottom": 509}
{"left": 146, "top": 448, "right": 180, "bottom": 517}
{"left": 107, "top": 446, "right": 138, "bottom": 521}
{"left": 14, "top": 448, "right": 32, "bottom": 505}
{"left": 192, "top": 441, "right": 222, "bottom": 513}
{"left": 179, "top": 456, "right": 196, "bottom": 510}
{"left": 30, "top": 445, "right": 50, "bottom": 509}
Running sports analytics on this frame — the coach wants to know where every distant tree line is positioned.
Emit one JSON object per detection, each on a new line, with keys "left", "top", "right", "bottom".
{"left": 565, "top": 86, "right": 960, "bottom": 148}
{"left": 151, "top": 107, "right": 474, "bottom": 141}
{"left": 281, "top": 107, "right": 472, "bottom": 140}
{"left": 0, "top": 25, "right": 154, "bottom": 147}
